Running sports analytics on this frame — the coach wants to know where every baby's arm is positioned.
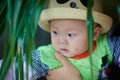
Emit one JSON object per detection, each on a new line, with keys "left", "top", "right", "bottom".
{"left": 0, "top": 50, "right": 49, "bottom": 80}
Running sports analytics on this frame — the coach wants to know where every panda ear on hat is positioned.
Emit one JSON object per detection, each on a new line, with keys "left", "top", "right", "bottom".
{"left": 38, "top": 0, "right": 113, "bottom": 34}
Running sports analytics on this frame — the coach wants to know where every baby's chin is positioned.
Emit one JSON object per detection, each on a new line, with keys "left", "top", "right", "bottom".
{"left": 60, "top": 52, "right": 75, "bottom": 58}
{"left": 56, "top": 49, "right": 76, "bottom": 57}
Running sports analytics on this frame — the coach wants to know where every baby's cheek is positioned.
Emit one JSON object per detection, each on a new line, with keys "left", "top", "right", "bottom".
{"left": 75, "top": 48, "right": 79, "bottom": 51}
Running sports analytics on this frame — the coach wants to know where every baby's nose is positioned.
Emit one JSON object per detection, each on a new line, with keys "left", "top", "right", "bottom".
{"left": 58, "top": 36, "right": 67, "bottom": 44}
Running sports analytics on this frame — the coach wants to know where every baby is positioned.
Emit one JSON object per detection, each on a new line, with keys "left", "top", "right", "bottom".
{"left": 36, "top": 0, "right": 116, "bottom": 80}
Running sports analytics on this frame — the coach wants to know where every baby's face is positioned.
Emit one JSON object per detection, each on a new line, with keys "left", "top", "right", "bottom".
{"left": 50, "top": 19, "right": 88, "bottom": 57}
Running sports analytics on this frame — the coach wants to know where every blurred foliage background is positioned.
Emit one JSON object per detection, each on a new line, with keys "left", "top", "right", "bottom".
{"left": 0, "top": 0, "right": 46, "bottom": 79}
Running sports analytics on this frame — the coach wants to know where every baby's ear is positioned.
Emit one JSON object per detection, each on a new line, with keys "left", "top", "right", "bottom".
{"left": 93, "top": 24, "right": 101, "bottom": 41}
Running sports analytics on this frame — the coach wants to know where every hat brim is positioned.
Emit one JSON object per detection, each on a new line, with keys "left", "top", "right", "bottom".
{"left": 38, "top": 8, "right": 113, "bottom": 34}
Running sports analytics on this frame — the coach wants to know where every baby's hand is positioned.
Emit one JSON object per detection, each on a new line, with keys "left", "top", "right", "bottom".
{"left": 46, "top": 52, "right": 81, "bottom": 80}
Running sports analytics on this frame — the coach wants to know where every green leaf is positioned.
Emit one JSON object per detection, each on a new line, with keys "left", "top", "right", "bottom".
{"left": 87, "top": 0, "right": 94, "bottom": 80}
{"left": 0, "top": 0, "right": 7, "bottom": 35}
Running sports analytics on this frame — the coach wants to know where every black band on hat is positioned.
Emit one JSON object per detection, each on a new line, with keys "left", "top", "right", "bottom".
{"left": 80, "top": 0, "right": 87, "bottom": 7}
{"left": 56, "top": 0, "right": 69, "bottom": 4}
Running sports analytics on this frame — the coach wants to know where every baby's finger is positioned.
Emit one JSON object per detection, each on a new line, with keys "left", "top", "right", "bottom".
{"left": 55, "top": 52, "right": 71, "bottom": 66}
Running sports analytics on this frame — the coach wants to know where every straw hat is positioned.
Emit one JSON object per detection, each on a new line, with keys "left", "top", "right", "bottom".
{"left": 38, "top": 0, "right": 113, "bottom": 34}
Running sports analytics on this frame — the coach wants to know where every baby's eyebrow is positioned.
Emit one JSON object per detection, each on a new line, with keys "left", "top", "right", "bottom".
{"left": 49, "top": 22, "right": 55, "bottom": 27}
{"left": 50, "top": 24, "right": 59, "bottom": 30}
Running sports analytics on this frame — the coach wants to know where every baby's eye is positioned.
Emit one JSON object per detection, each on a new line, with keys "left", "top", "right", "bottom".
{"left": 68, "top": 33, "right": 76, "bottom": 37}
{"left": 52, "top": 31, "right": 58, "bottom": 35}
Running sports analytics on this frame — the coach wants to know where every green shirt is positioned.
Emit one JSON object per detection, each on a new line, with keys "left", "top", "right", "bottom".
{"left": 37, "top": 35, "right": 112, "bottom": 80}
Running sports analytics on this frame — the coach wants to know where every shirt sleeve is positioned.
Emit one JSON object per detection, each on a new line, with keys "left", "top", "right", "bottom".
{"left": 30, "top": 49, "right": 49, "bottom": 78}
{"left": 108, "top": 36, "right": 120, "bottom": 67}
{"left": 0, "top": 49, "right": 49, "bottom": 80}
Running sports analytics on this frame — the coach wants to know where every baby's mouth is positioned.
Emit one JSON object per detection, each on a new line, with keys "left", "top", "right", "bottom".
{"left": 60, "top": 48, "right": 69, "bottom": 53}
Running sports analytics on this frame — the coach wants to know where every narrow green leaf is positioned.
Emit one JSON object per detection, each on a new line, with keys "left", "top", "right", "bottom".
{"left": 0, "top": 1, "right": 7, "bottom": 35}
{"left": 87, "top": 0, "right": 94, "bottom": 80}
{"left": 115, "top": 0, "right": 120, "bottom": 23}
